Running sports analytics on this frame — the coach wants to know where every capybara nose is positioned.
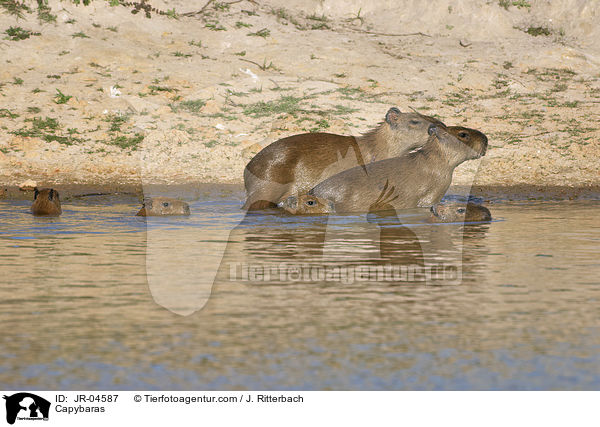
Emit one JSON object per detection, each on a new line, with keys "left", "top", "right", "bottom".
{"left": 427, "top": 124, "right": 436, "bottom": 136}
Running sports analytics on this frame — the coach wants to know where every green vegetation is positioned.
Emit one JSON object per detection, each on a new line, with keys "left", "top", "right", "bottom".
{"left": 148, "top": 85, "right": 177, "bottom": 95}
{"left": 307, "top": 13, "right": 328, "bottom": 22}
{"left": 0, "top": 0, "right": 31, "bottom": 18}
{"left": 12, "top": 77, "right": 23, "bottom": 85}
{"left": 235, "top": 21, "right": 251, "bottom": 28}
{"left": 270, "top": 7, "right": 301, "bottom": 27}
{"left": 72, "top": 32, "right": 90, "bottom": 38}
{"left": 526, "top": 26, "right": 551, "bottom": 36}
{"left": 242, "top": 95, "right": 304, "bottom": 118}
{"left": 499, "top": 0, "right": 531, "bottom": 9}
{"left": 54, "top": 89, "right": 72, "bottom": 104}
{"left": 170, "top": 99, "right": 205, "bottom": 113}
{"left": 512, "top": 0, "right": 531, "bottom": 8}
{"left": 0, "top": 109, "right": 19, "bottom": 119}
{"left": 4, "top": 26, "right": 40, "bottom": 41}
{"left": 99, "top": 113, "right": 144, "bottom": 150}
{"left": 10, "top": 116, "right": 84, "bottom": 146}
{"left": 206, "top": 22, "right": 226, "bottom": 31}
{"left": 105, "top": 134, "right": 144, "bottom": 150}
{"left": 103, "top": 113, "right": 129, "bottom": 132}
{"left": 247, "top": 28, "right": 270, "bottom": 38}
{"left": 311, "top": 22, "right": 330, "bottom": 30}
{"left": 37, "top": 2, "right": 56, "bottom": 23}
{"left": 213, "top": 2, "right": 230, "bottom": 11}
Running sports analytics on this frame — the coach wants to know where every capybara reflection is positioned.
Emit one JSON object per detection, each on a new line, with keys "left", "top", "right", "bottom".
{"left": 243, "top": 107, "right": 445, "bottom": 210}
{"left": 31, "top": 188, "right": 62, "bottom": 216}
{"left": 366, "top": 182, "right": 425, "bottom": 266}
{"left": 136, "top": 197, "right": 190, "bottom": 216}
{"left": 430, "top": 202, "right": 492, "bottom": 223}
{"left": 308, "top": 125, "right": 488, "bottom": 213}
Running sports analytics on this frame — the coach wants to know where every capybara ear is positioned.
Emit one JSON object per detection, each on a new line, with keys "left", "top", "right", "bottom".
{"left": 428, "top": 124, "right": 437, "bottom": 136}
{"left": 34, "top": 188, "right": 39, "bottom": 200}
{"left": 385, "top": 107, "right": 402, "bottom": 127}
{"left": 48, "top": 189, "right": 54, "bottom": 200}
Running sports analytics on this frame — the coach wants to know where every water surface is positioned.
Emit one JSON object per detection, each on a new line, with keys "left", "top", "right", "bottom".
{"left": 0, "top": 191, "right": 599, "bottom": 390}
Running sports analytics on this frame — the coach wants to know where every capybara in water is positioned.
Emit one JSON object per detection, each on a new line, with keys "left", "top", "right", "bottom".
{"left": 430, "top": 202, "right": 492, "bottom": 223}
{"left": 277, "top": 194, "right": 335, "bottom": 215}
{"left": 136, "top": 197, "right": 190, "bottom": 216}
{"left": 308, "top": 125, "right": 488, "bottom": 213}
{"left": 31, "top": 188, "right": 62, "bottom": 216}
{"left": 243, "top": 107, "right": 445, "bottom": 210}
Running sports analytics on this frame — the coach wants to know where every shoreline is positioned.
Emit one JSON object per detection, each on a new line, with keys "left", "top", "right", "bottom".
{"left": 2, "top": 183, "right": 599, "bottom": 202}
{"left": 1, "top": 1, "right": 599, "bottom": 191}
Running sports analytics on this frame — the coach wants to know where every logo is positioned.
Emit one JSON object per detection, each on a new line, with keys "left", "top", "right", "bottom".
{"left": 3, "top": 393, "right": 50, "bottom": 425}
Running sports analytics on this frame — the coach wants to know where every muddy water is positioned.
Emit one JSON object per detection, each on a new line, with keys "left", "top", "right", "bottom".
{"left": 0, "top": 190, "right": 599, "bottom": 390}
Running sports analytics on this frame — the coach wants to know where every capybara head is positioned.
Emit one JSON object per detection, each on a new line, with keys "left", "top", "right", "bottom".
{"left": 380, "top": 107, "right": 447, "bottom": 156}
{"left": 426, "top": 124, "right": 488, "bottom": 164}
{"left": 430, "top": 202, "right": 492, "bottom": 223}
{"left": 136, "top": 197, "right": 191, "bottom": 216}
{"left": 444, "top": 126, "right": 488, "bottom": 159}
{"left": 31, "top": 188, "right": 62, "bottom": 216}
{"left": 278, "top": 194, "right": 334, "bottom": 215}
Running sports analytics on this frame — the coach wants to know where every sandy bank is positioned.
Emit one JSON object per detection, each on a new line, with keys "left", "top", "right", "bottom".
{"left": 0, "top": 0, "right": 598, "bottom": 188}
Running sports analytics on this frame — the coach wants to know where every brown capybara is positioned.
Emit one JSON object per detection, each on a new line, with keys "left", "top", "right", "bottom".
{"left": 136, "top": 197, "right": 190, "bottom": 216}
{"left": 429, "top": 202, "right": 492, "bottom": 223}
{"left": 308, "top": 124, "right": 488, "bottom": 213}
{"left": 243, "top": 107, "right": 445, "bottom": 210}
{"left": 277, "top": 194, "right": 334, "bottom": 215}
{"left": 31, "top": 188, "right": 62, "bottom": 216}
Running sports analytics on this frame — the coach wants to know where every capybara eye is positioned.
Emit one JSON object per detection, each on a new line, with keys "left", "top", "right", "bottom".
{"left": 459, "top": 132, "right": 469, "bottom": 139}
{"left": 457, "top": 208, "right": 466, "bottom": 213}
{"left": 163, "top": 202, "right": 169, "bottom": 207}
{"left": 306, "top": 200, "right": 315, "bottom": 206}
{"left": 409, "top": 119, "right": 420, "bottom": 125}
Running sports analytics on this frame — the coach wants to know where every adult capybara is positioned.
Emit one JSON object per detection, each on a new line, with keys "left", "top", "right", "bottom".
{"left": 30, "top": 188, "right": 62, "bottom": 216}
{"left": 136, "top": 197, "right": 190, "bottom": 216}
{"left": 429, "top": 202, "right": 492, "bottom": 223}
{"left": 308, "top": 125, "right": 488, "bottom": 213}
{"left": 243, "top": 107, "right": 445, "bottom": 210}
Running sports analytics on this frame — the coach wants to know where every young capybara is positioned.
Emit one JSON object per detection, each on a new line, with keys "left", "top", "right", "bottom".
{"left": 307, "top": 125, "right": 488, "bottom": 213}
{"left": 30, "top": 188, "right": 62, "bottom": 216}
{"left": 277, "top": 194, "right": 335, "bottom": 215}
{"left": 243, "top": 107, "right": 445, "bottom": 210}
{"left": 429, "top": 202, "right": 492, "bottom": 223}
{"left": 136, "top": 197, "right": 190, "bottom": 216}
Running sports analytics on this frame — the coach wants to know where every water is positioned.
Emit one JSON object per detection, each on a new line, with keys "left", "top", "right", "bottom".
{"left": 0, "top": 191, "right": 599, "bottom": 390}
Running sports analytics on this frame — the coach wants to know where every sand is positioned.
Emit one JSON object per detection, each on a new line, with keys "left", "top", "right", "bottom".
{"left": 0, "top": 0, "right": 598, "bottom": 189}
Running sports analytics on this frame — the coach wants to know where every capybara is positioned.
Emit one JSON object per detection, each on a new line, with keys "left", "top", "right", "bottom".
{"left": 243, "top": 107, "right": 445, "bottom": 210}
{"left": 308, "top": 125, "right": 488, "bottom": 213}
{"left": 136, "top": 197, "right": 190, "bottom": 216}
{"left": 30, "top": 188, "right": 62, "bottom": 216}
{"left": 429, "top": 202, "right": 492, "bottom": 223}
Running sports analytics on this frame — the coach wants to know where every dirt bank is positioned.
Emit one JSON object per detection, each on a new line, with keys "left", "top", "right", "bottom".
{"left": 0, "top": 0, "right": 598, "bottom": 189}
